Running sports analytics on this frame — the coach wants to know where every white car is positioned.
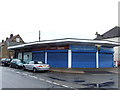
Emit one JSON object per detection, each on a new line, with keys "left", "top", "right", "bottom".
{"left": 23, "top": 61, "right": 50, "bottom": 72}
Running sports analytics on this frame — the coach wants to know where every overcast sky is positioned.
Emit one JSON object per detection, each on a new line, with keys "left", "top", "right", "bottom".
{"left": 0, "top": 0, "right": 119, "bottom": 42}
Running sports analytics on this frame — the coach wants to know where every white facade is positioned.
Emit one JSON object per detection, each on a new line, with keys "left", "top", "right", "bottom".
{"left": 103, "top": 37, "right": 120, "bottom": 65}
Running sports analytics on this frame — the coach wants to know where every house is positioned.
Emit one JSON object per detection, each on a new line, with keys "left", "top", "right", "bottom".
{"left": 8, "top": 38, "right": 118, "bottom": 68}
{"left": 95, "top": 26, "right": 120, "bottom": 66}
{"left": 0, "top": 34, "right": 25, "bottom": 59}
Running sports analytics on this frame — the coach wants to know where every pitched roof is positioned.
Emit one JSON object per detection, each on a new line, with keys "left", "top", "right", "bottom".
{"left": 6, "top": 34, "right": 19, "bottom": 42}
{"left": 95, "top": 26, "right": 120, "bottom": 40}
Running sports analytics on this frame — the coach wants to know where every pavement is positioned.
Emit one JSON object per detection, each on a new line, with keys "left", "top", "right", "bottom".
{"left": 50, "top": 67, "right": 119, "bottom": 74}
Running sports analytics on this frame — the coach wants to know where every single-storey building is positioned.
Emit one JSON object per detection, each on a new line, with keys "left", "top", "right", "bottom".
{"left": 95, "top": 26, "right": 120, "bottom": 67}
{"left": 8, "top": 38, "right": 119, "bottom": 68}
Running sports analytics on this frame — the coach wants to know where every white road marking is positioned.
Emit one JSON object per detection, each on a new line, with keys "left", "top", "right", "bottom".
{"left": 61, "top": 85, "right": 69, "bottom": 88}
{"left": 22, "top": 73, "right": 28, "bottom": 76}
{"left": 70, "top": 87, "right": 74, "bottom": 88}
{"left": 52, "top": 82, "right": 60, "bottom": 86}
{"left": 28, "top": 75, "right": 38, "bottom": 79}
{"left": 16, "top": 72, "right": 20, "bottom": 74}
{"left": 45, "top": 80, "right": 70, "bottom": 88}
{"left": 46, "top": 80, "right": 53, "bottom": 83}
{"left": 39, "top": 78, "right": 45, "bottom": 81}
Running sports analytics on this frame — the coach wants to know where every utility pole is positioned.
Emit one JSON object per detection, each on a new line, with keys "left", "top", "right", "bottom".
{"left": 39, "top": 30, "right": 40, "bottom": 41}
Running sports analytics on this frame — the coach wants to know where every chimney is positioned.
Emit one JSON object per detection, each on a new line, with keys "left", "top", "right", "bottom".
{"left": 2, "top": 40, "right": 4, "bottom": 43}
{"left": 6, "top": 37, "right": 8, "bottom": 40}
{"left": 10, "top": 34, "right": 13, "bottom": 38}
{"left": 95, "top": 32, "right": 101, "bottom": 37}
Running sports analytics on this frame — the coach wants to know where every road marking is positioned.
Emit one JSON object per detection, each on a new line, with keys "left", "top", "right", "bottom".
{"left": 22, "top": 73, "right": 28, "bottom": 76}
{"left": 61, "top": 84, "right": 69, "bottom": 88}
{"left": 70, "top": 87, "right": 74, "bottom": 89}
{"left": 16, "top": 72, "right": 20, "bottom": 74}
{"left": 28, "top": 75, "right": 38, "bottom": 79}
{"left": 45, "top": 80, "right": 70, "bottom": 88}
{"left": 39, "top": 78, "right": 45, "bottom": 81}
{"left": 52, "top": 82, "right": 60, "bottom": 86}
{"left": 46, "top": 80, "right": 53, "bottom": 83}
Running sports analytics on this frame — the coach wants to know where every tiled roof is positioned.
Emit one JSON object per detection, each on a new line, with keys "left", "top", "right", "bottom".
{"left": 6, "top": 34, "right": 19, "bottom": 42}
{"left": 95, "top": 26, "right": 120, "bottom": 40}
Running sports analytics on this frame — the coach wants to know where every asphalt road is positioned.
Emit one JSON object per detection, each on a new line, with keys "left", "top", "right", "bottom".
{"left": 1, "top": 66, "right": 119, "bottom": 89}
{"left": 1, "top": 67, "right": 64, "bottom": 88}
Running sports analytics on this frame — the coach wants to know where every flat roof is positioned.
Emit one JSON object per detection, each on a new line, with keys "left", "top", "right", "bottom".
{"left": 8, "top": 38, "right": 119, "bottom": 50}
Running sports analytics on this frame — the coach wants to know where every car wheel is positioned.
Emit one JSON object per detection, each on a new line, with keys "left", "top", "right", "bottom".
{"left": 9, "top": 64, "right": 12, "bottom": 68}
{"left": 3, "top": 63, "right": 5, "bottom": 66}
{"left": 33, "top": 68, "right": 37, "bottom": 73}
{"left": 23, "top": 66, "right": 26, "bottom": 71}
{"left": 16, "top": 65, "right": 19, "bottom": 69}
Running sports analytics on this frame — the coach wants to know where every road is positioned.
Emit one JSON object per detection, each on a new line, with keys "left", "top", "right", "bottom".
{"left": 1, "top": 66, "right": 119, "bottom": 89}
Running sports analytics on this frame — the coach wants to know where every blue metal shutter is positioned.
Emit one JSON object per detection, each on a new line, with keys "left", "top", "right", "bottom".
{"left": 99, "top": 53, "right": 114, "bottom": 68}
{"left": 32, "top": 51, "right": 45, "bottom": 62}
{"left": 47, "top": 50, "right": 68, "bottom": 68}
{"left": 72, "top": 52, "right": 96, "bottom": 68}
{"left": 99, "top": 47, "right": 114, "bottom": 68}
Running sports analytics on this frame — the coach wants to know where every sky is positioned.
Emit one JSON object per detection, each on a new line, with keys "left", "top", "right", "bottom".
{"left": 0, "top": 0, "right": 119, "bottom": 42}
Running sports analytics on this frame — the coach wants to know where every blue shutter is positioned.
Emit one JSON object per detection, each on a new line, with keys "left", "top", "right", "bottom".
{"left": 47, "top": 50, "right": 68, "bottom": 68}
{"left": 99, "top": 53, "right": 114, "bottom": 68}
{"left": 72, "top": 52, "right": 96, "bottom": 68}
{"left": 99, "top": 47, "right": 114, "bottom": 68}
{"left": 32, "top": 51, "right": 45, "bottom": 62}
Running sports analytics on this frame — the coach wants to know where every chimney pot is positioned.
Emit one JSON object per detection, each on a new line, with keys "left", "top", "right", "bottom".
{"left": 6, "top": 37, "right": 8, "bottom": 40}
{"left": 10, "top": 34, "right": 13, "bottom": 38}
{"left": 2, "top": 40, "right": 4, "bottom": 43}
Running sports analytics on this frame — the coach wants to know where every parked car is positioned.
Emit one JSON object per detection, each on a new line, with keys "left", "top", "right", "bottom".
{"left": 23, "top": 61, "right": 50, "bottom": 72}
{"left": 1, "top": 58, "right": 11, "bottom": 66}
{"left": 9, "top": 59, "right": 23, "bottom": 69}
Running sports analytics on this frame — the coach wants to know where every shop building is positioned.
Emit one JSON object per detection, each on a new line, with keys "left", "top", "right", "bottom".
{"left": 8, "top": 38, "right": 119, "bottom": 68}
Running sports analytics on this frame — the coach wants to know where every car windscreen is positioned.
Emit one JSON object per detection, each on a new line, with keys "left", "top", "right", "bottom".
{"left": 14, "top": 60, "right": 21, "bottom": 63}
{"left": 34, "top": 61, "right": 43, "bottom": 64}
{"left": 6, "top": 59, "right": 11, "bottom": 61}
{"left": 1, "top": 58, "right": 6, "bottom": 61}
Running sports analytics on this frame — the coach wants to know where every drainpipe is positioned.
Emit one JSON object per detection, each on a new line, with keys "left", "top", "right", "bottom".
{"left": 68, "top": 49, "right": 72, "bottom": 68}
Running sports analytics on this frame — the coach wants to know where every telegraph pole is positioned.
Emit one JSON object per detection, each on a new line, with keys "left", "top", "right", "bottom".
{"left": 39, "top": 30, "right": 40, "bottom": 41}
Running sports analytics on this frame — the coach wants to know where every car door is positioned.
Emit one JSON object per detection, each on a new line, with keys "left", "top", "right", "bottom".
{"left": 28, "top": 61, "right": 34, "bottom": 70}
{"left": 11, "top": 60, "right": 15, "bottom": 67}
{"left": 24, "top": 62, "right": 30, "bottom": 70}
{"left": 13, "top": 60, "right": 17, "bottom": 67}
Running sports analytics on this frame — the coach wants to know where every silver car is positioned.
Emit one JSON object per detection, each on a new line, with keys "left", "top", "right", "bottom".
{"left": 23, "top": 61, "right": 50, "bottom": 72}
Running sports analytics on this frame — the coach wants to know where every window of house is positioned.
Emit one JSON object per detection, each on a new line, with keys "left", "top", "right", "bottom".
{"left": 16, "top": 38, "right": 20, "bottom": 42}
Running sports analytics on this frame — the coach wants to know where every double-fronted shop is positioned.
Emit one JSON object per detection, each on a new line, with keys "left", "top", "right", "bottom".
{"left": 8, "top": 38, "right": 118, "bottom": 68}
